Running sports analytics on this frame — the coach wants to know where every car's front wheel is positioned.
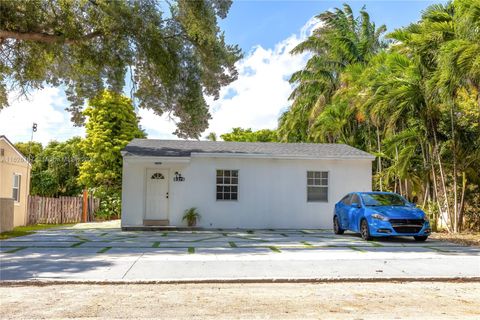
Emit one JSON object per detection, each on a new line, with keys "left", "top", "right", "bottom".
{"left": 360, "top": 219, "right": 372, "bottom": 241}
{"left": 414, "top": 236, "right": 428, "bottom": 241}
{"left": 333, "top": 216, "right": 344, "bottom": 235}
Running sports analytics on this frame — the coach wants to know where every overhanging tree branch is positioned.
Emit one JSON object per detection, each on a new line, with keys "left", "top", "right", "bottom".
{"left": 0, "top": 30, "right": 102, "bottom": 44}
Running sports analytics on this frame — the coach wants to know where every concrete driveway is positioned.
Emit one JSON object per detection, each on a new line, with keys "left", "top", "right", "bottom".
{"left": 1, "top": 223, "right": 479, "bottom": 281}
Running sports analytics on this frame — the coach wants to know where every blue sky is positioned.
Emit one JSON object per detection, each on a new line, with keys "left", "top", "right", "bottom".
{"left": 220, "top": 1, "right": 439, "bottom": 52}
{"left": 0, "top": 1, "right": 442, "bottom": 144}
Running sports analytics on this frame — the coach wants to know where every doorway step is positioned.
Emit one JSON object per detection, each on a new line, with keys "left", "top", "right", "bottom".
{"left": 143, "top": 219, "right": 170, "bottom": 226}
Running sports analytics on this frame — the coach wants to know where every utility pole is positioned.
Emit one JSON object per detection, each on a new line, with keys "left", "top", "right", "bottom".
{"left": 28, "top": 123, "right": 37, "bottom": 162}
{"left": 27, "top": 123, "right": 37, "bottom": 191}
{"left": 25, "top": 123, "right": 37, "bottom": 225}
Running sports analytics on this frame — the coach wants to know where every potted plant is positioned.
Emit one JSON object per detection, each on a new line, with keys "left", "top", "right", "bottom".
{"left": 182, "top": 207, "right": 201, "bottom": 227}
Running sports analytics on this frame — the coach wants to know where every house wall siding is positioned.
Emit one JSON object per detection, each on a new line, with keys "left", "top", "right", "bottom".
{"left": 121, "top": 156, "right": 372, "bottom": 229}
{"left": 0, "top": 138, "right": 31, "bottom": 227}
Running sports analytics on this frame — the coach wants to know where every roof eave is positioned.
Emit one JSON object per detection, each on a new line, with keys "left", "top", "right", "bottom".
{"left": 191, "top": 152, "right": 375, "bottom": 160}
{"left": 122, "top": 153, "right": 191, "bottom": 163}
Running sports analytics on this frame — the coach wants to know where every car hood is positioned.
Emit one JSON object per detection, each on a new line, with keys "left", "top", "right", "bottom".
{"left": 369, "top": 206, "right": 425, "bottom": 219}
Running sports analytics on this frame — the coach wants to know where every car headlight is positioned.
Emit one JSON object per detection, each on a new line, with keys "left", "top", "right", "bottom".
{"left": 371, "top": 213, "right": 389, "bottom": 221}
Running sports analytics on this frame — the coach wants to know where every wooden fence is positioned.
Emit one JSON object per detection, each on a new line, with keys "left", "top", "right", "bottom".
{"left": 27, "top": 195, "right": 100, "bottom": 225}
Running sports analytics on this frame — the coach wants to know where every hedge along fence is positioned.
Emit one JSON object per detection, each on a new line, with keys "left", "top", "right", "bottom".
{"left": 27, "top": 195, "right": 100, "bottom": 225}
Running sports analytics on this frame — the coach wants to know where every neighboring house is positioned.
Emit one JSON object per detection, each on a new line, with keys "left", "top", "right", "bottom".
{"left": 121, "top": 139, "right": 375, "bottom": 229}
{"left": 0, "top": 135, "right": 31, "bottom": 227}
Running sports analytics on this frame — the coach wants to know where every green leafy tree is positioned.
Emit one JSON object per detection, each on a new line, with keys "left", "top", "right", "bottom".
{"left": 0, "top": 0, "right": 242, "bottom": 138}
{"left": 16, "top": 138, "right": 86, "bottom": 197}
{"left": 14, "top": 141, "right": 43, "bottom": 162}
{"left": 33, "top": 137, "right": 86, "bottom": 197}
{"left": 78, "top": 91, "right": 145, "bottom": 217}
{"left": 221, "top": 128, "right": 278, "bottom": 142}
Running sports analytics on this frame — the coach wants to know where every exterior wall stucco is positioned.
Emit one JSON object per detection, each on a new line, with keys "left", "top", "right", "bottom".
{"left": 0, "top": 138, "right": 31, "bottom": 227}
{"left": 121, "top": 156, "right": 372, "bottom": 229}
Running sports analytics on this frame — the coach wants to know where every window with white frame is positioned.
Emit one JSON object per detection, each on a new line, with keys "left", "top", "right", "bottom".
{"left": 12, "top": 174, "right": 21, "bottom": 202}
{"left": 307, "top": 171, "right": 328, "bottom": 202}
{"left": 216, "top": 170, "right": 238, "bottom": 200}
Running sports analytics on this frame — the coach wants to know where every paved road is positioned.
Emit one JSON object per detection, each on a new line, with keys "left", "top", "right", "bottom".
{"left": 1, "top": 226, "right": 479, "bottom": 281}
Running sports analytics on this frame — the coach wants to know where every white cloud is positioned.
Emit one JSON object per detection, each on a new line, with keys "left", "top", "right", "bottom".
{"left": 0, "top": 88, "right": 85, "bottom": 145}
{"left": 140, "top": 17, "right": 319, "bottom": 140}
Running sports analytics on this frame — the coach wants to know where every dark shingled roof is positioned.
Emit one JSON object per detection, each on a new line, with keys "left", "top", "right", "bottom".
{"left": 122, "top": 139, "right": 374, "bottom": 160}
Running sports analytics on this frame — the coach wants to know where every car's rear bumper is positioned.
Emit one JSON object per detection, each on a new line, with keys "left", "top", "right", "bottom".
{"left": 368, "top": 219, "right": 431, "bottom": 237}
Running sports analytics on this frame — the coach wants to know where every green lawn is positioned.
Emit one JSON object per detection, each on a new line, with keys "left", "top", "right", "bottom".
{"left": 0, "top": 224, "right": 74, "bottom": 240}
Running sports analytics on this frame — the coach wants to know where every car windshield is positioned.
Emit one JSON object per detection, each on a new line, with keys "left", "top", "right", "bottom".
{"left": 361, "top": 193, "right": 406, "bottom": 207}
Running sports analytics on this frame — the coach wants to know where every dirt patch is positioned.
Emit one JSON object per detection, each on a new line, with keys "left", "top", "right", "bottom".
{"left": 1, "top": 282, "right": 479, "bottom": 319}
{"left": 431, "top": 232, "right": 480, "bottom": 247}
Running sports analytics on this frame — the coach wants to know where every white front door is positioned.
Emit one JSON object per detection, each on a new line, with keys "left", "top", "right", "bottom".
{"left": 145, "top": 169, "right": 169, "bottom": 220}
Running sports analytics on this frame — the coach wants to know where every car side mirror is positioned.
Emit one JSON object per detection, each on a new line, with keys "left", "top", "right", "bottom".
{"left": 351, "top": 202, "right": 361, "bottom": 208}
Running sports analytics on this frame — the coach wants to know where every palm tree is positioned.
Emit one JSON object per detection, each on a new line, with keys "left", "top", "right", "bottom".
{"left": 276, "top": 1, "right": 480, "bottom": 233}
{"left": 206, "top": 132, "right": 217, "bottom": 141}
{"left": 387, "top": 0, "right": 480, "bottom": 232}
{"left": 279, "top": 4, "right": 387, "bottom": 141}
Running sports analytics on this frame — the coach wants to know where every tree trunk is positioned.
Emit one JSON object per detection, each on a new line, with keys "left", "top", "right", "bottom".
{"left": 395, "top": 144, "right": 400, "bottom": 195}
{"left": 458, "top": 172, "right": 467, "bottom": 232}
{"left": 450, "top": 105, "right": 459, "bottom": 233}
{"left": 430, "top": 158, "right": 451, "bottom": 232}
{"left": 432, "top": 119, "right": 451, "bottom": 231}
{"left": 376, "top": 126, "right": 383, "bottom": 191}
{"left": 420, "top": 142, "right": 429, "bottom": 207}
{"left": 404, "top": 179, "right": 409, "bottom": 200}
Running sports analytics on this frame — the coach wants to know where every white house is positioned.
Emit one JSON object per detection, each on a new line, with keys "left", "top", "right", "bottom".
{"left": 121, "top": 139, "right": 375, "bottom": 230}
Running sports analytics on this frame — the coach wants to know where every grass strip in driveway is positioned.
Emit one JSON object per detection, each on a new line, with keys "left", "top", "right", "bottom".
{"left": 74, "top": 236, "right": 91, "bottom": 242}
{"left": 370, "top": 241, "right": 383, "bottom": 247}
{"left": 152, "top": 241, "right": 160, "bottom": 248}
{"left": 97, "top": 247, "right": 112, "bottom": 254}
{"left": 229, "top": 241, "right": 237, "bottom": 248}
{"left": 4, "top": 247, "right": 27, "bottom": 253}
{"left": 188, "top": 247, "right": 195, "bottom": 254}
{"left": 301, "top": 241, "right": 313, "bottom": 248}
{"left": 191, "top": 236, "right": 224, "bottom": 242}
{"left": 230, "top": 236, "right": 269, "bottom": 242}
{"left": 268, "top": 246, "right": 281, "bottom": 253}
{"left": 348, "top": 246, "right": 366, "bottom": 253}
{"left": 70, "top": 241, "right": 87, "bottom": 248}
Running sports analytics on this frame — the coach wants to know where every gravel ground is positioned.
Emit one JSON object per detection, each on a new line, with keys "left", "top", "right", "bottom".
{"left": 1, "top": 282, "right": 479, "bottom": 319}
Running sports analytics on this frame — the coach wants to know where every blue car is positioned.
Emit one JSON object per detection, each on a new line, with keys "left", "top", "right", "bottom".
{"left": 333, "top": 192, "right": 431, "bottom": 241}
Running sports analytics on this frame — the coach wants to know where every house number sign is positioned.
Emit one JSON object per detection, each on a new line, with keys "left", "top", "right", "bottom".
{"left": 173, "top": 172, "right": 185, "bottom": 182}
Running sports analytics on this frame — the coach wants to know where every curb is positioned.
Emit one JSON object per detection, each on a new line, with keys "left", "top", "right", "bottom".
{"left": 2, "top": 277, "right": 480, "bottom": 286}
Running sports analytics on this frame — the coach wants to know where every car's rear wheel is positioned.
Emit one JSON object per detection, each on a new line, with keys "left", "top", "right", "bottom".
{"left": 414, "top": 235, "right": 428, "bottom": 241}
{"left": 360, "top": 219, "right": 372, "bottom": 241}
{"left": 333, "top": 216, "right": 344, "bottom": 235}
